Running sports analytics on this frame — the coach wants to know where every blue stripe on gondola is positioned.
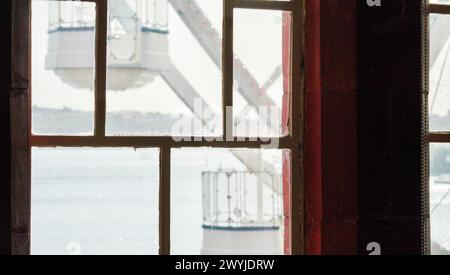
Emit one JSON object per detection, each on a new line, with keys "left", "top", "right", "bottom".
{"left": 141, "top": 27, "right": 169, "bottom": 34}
{"left": 48, "top": 26, "right": 169, "bottom": 35}
{"left": 48, "top": 26, "right": 95, "bottom": 34}
{"left": 202, "top": 225, "right": 280, "bottom": 232}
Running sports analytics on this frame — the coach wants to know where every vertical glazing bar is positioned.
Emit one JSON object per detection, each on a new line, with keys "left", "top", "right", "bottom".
{"left": 95, "top": 0, "right": 108, "bottom": 137}
{"left": 159, "top": 147, "right": 171, "bottom": 255}
{"left": 223, "top": 0, "right": 234, "bottom": 140}
{"left": 291, "top": 0, "right": 305, "bottom": 255}
{"left": 291, "top": 1, "right": 304, "bottom": 141}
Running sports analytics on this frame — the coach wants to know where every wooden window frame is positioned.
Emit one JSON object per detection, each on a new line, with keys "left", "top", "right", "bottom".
{"left": 426, "top": 1, "right": 450, "bottom": 254}
{"left": 428, "top": 2, "right": 450, "bottom": 144}
{"left": 24, "top": 0, "right": 305, "bottom": 255}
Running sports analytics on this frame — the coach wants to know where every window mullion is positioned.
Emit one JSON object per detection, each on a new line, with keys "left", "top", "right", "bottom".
{"left": 231, "top": 0, "right": 292, "bottom": 11}
{"left": 429, "top": 3, "right": 450, "bottom": 14}
{"left": 290, "top": 0, "right": 305, "bottom": 255}
{"left": 94, "top": 0, "right": 108, "bottom": 137}
{"left": 429, "top": 133, "right": 450, "bottom": 143}
{"left": 223, "top": 0, "right": 234, "bottom": 140}
{"left": 291, "top": 2, "right": 303, "bottom": 142}
{"left": 159, "top": 147, "right": 171, "bottom": 255}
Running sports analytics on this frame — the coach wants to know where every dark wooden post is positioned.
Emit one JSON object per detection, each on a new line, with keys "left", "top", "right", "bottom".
{"left": 0, "top": 0, "right": 31, "bottom": 255}
{"left": 11, "top": 0, "right": 31, "bottom": 255}
{"left": 356, "top": 0, "right": 425, "bottom": 255}
{"left": 304, "top": 0, "right": 424, "bottom": 254}
{"left": 0, "top": 0, "right": 13, "bottom": 256}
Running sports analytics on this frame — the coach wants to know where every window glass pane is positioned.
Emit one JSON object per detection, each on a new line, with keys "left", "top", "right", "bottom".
{"left": 430, "top": 0, "right": 450, "bottom": 4}
{"left": 31, "top": 148, "right": 159, "bottom": 255}
{"left": 430, "top": 13, "right": 450, "bottom": 131}
{"left": 32, "top": 0, "right": 96, "bottom": 135}
{"left": 233, "top": 9, "right": 291, "bottom": 137}
{"left": 106, "top": 0, "right": 223, "bottom": 136}
{"left": 171, "top": 148, "right": 291, "bottom": 255}
{"left": 430, "top": 143, "right": 450, "bottom": 255}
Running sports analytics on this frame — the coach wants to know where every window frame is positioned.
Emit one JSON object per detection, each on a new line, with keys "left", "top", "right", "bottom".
{"left": 428, "top": 3, "right": 450, "bottom": 145}
{"left": 28, "top": 0, "right": 305, "bottom": 255}
{"left": 425, "top": 0, "right": 450, "bottom": 254}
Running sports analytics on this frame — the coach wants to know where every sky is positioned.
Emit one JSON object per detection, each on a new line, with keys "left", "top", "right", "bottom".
{"left": 430, "top": 28, "right": 450, "bottom": 117}
{"left": 32, "top": 0, "right": 285, "bottom": 116}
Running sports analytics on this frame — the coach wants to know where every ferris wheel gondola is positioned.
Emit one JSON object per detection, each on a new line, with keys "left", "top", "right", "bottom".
{"left": 46, "top": 0, "right": 170, "bottom": 90}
